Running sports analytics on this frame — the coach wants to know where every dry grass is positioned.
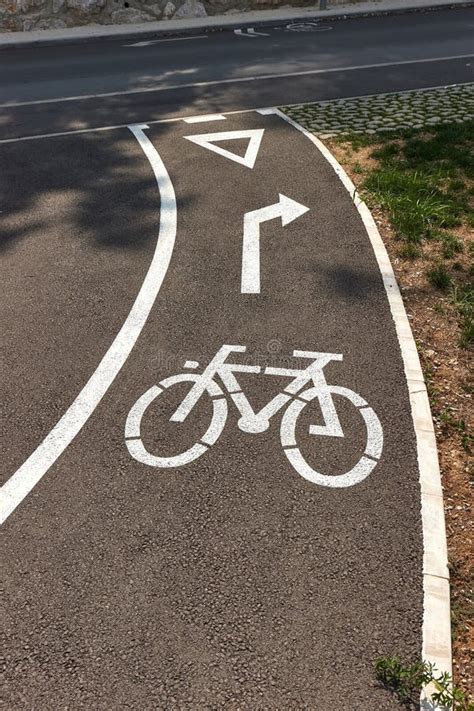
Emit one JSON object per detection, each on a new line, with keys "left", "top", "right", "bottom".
{"left": 327, "top": 123, "right": 473, "bottom": 700}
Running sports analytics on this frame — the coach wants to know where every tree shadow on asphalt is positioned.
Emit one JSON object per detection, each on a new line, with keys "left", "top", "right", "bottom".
{"left": 1, "top": 69, "right": 307, "bottom": 255}
{"left": 0, "top": 79, "right": 272, "bottom": 255}
{"left": 0, "top": 63, "right": 432, "bottom": 258}
{"left": 316, "top": 263, "right": 383, "bottom": 302}
{"left": 0, "top": 119, "right": 198, "bottom": 255}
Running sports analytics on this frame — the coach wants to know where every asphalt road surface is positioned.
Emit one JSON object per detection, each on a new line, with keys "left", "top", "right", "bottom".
{"left": 0, "top": 7, "right": 473, "bottom": 139}
{"left": 0, "top": 7, "right": 462, "bottom": 709}
{"left": 2, "top": 108, "right": 424, "bottom": 708}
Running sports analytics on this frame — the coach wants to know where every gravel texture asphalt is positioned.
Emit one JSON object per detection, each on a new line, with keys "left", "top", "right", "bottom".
{"left": 2, "top": 111, "right": 424, "bottom": 708}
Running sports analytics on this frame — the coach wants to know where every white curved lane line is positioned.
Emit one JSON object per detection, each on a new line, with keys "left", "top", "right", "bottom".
{"left": 0, "top": 123, "right": 176, "bottom": 525}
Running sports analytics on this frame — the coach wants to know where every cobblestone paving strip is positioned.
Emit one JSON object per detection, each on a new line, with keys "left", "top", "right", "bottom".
{"left": 282, "top": 84, "right": 474, "bottom": 136}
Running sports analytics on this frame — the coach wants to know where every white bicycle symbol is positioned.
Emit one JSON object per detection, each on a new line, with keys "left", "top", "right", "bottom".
{"left": 285, "top": 22, "right": 333, "bottom": 32}
{"left": 125, "top": 345, "right": 383, "bottom": 487}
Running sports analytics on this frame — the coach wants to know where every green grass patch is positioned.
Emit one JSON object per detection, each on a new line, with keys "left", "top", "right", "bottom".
{"left": 340, "top": 120, "right": 474, "bottom": 348}
{"left": 339, "top": 121, "right": 473, "bottom": 245}
{"left": 364, "top": 168, "right": 461, "bottom": 242}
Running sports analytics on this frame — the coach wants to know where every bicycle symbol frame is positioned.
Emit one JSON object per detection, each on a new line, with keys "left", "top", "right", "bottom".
{"left": 125, "top": 345, "right": 383, "bottom": 487}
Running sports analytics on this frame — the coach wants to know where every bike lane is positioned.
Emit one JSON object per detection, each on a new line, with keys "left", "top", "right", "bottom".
{"left": 2, "top": 113, "right": 427, "bottom": 708}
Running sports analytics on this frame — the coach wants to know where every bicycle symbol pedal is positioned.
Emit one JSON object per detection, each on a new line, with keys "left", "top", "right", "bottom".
{"left": 125, "top": 344, "right": 383, "bottom": 487}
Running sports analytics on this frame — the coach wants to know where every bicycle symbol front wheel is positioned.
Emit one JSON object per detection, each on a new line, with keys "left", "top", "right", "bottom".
{"left": 280, "top": 385, "right": 383, "bottom": 487}
{"left": 125, "top": 374, "right": 228, "bottom": 468}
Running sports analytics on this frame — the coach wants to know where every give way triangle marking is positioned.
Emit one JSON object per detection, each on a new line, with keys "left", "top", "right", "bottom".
{"left": 183, "top": 129, "right": 265, "bottom": 169}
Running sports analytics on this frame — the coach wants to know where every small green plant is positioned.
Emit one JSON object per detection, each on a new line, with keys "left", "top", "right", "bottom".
{"left": 422, "top": 362, "right": 438, "bottom": 403}
{"left": 440, "top": 408, "right": 454, "bottom": 425}
{"left": 338, "top": 131, "right": 381, "bottom": 150}
{"left": 449, "top": 595, "right": 474, "bottom": 642}
{"left": 352, "top": 161, "right": 364, "bottom": 174}
{"left": 426, "top": 382, "right": 439, "bottom": 404}
{"left": 374, "top": 656, "right": 474, "bottom": 710}
{"left": 450, "top": 283, "right": 474, "bottom": 347}
{"left": 461, "top": 432, "right": 473, "bottom": 453}
{"left": 371, "top": 142, "right": 400, "bottom": 161}
{"left": 441, "top": 233, "right": 463, "bottom": 259}
{"left": 428, "top": 263, "right": 452, "bottom": 291}
{"left": 374, "top": 656, "right": 431, "bottom": 701}
{"left": 439, "top": 410, "right": 472, "bottom": 451}
{"left": 449, "top": 179, "right": 467, "bottom": 192}
{"left": 399, "top": 242, "right": 421, "bottom": 260}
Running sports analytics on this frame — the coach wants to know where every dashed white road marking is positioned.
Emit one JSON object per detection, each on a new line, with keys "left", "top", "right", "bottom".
{"left": 0, "top": 124, "right": 177, "bottom": 525}
{"left": 234, "top": 28, "right": 270, "bottom": 37}
{"left": 184, "top": 128, "right": 265, "bottom": 168}
{"left": 183, "top": 114, "right": 227, "bottom": 123}
{"left": 125, "top": 35, "right": 208, "bottom": 47}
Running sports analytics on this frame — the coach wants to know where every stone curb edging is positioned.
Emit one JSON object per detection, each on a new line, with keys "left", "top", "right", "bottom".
{"left": 0, "top": 0, "right": 471, "bottom": 50}
{"left": 271, "top": 107, "right": 451, "bottom": 709}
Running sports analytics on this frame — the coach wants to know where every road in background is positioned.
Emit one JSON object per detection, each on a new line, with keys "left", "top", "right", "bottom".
{"left": 0, "top": 8, "right": 473, "bottom": 139}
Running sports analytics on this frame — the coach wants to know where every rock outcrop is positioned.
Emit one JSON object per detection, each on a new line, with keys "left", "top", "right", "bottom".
{"left": 1, "top": 0, "right": 239, "bottom": 31}
{"left": 0, "top": 0, "right": 353, "bottom": 32}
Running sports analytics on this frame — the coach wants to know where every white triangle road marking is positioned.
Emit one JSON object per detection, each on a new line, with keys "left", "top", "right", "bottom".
{"left": 183, "top": 129, "right": 265, "bottom": 169}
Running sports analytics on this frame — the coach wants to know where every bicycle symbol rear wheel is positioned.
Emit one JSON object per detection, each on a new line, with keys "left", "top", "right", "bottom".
{"left": 280, "top": 385, "right": 383, "bottom": 487}
{"left": 125, "top": 374, "right": 228, "bottom": 468}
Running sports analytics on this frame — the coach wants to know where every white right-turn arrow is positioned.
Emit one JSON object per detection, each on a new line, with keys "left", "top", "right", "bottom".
{"left": 241, "top": 194, "right": 309, "bottom": 294}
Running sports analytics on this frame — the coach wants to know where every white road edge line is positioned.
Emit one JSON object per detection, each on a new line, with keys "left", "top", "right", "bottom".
{"left": 0, "top": 123, "right": 177, "bottom": 525}
{"left": 0, "top": 82, "right": 470, "bottom": 146}
{"left": 0, "top": 54, "right": 472, "bottom": 108}
{"left": 272, "top": 108, "right": 451, "bottom": 707}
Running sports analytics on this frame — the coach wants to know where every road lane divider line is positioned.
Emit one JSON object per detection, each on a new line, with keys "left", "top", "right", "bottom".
{"left": 0, "top": 124, "right": 177, "bottom": 525}
{"left": 0, "top": 83, "right": 469, "bottom": 146}
{"left": 272, "top": 107, "right": 451, "bottom": 705}
{"left": 0, "top": 54, "right": 472, "bottom": 108}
